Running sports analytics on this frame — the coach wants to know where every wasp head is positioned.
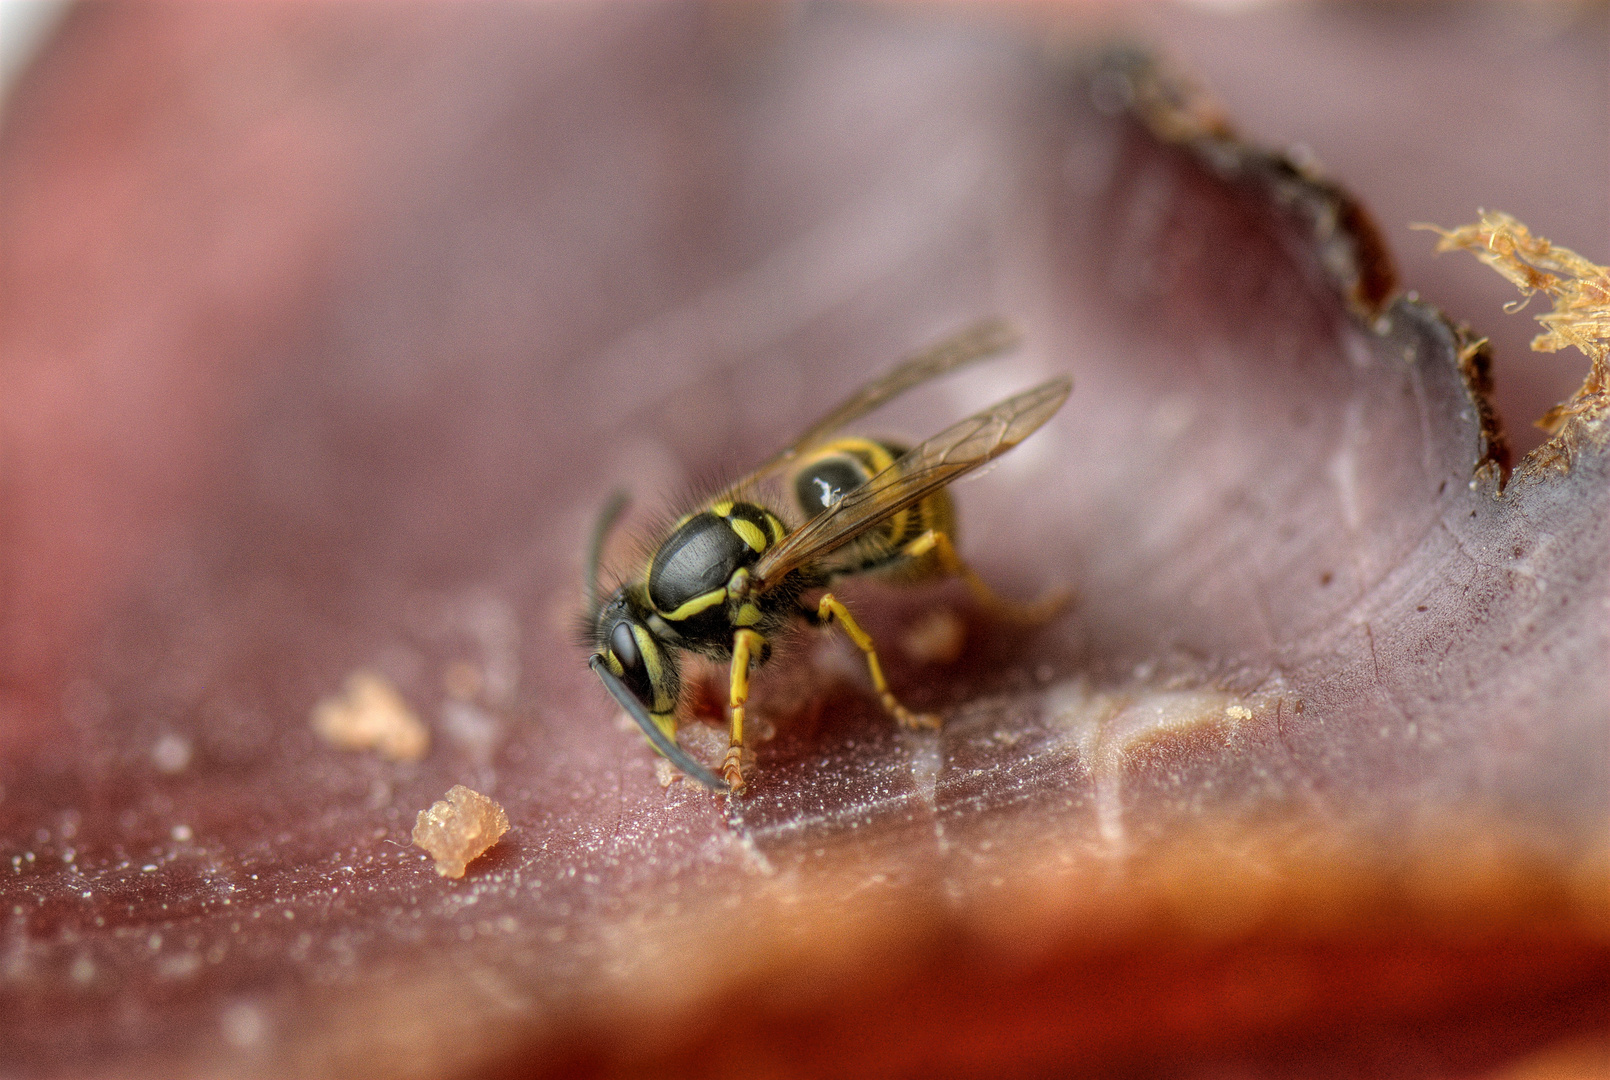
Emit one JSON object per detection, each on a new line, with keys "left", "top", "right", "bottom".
{"left": 588, "top": 588, "right": 726, "bottom": 792}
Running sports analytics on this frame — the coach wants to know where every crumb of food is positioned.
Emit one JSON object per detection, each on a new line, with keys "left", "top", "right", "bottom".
{"left": 311, "top": 670, "right": 429, "bottom": 762}
{"left": 150, "top": 732, "right": 193, "bottom": 774}
{"left": 1225, "top": 705, "right": 1253, "bottom": 722}
{"left": 902, "top": 607, "right": 966, "bottom": 664}
{"left": 673, "top": 720, "right": 728, "bottom": 760}
{"left": 678, "top": 722, "right": 747, "bottom": 786}
{"left": 647, "top": 722, "right": 748, "bottom": 789}
{"left": 412, "top": 785, "right": 509, "bottom": 878}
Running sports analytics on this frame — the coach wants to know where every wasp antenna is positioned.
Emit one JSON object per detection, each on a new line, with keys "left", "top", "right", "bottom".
{"left": 590, "top": 656, "right": 731, "bottom": 793}
{"left": 585, "top": 489, "right": 632, "bottom": 620}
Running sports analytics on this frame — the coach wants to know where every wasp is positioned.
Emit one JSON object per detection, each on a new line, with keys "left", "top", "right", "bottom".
{"left": 586, "top": 318, "right": 1071, "bottom": 794}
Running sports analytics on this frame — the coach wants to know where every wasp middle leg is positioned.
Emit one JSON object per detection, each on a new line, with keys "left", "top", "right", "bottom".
{"left": 901, "top": 529, "right": 1069, "bottom": 624}
{"left": 815, "top": 593, "right": 940, "bottom": 731}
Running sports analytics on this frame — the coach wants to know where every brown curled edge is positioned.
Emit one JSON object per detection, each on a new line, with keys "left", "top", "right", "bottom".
{"left": 1100, "top": 47, "right": 1512, "bottom": 485}
{"left": 0, "top": 11, "right": 1604, "bottom": 1080}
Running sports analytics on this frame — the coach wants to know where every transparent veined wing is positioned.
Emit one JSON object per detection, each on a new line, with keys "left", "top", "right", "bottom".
{"left": 717, "top": 317, "right": 1022, "bottom": 503}
{"left": 750, "top": 376, "right": 1072, "bottom": 587}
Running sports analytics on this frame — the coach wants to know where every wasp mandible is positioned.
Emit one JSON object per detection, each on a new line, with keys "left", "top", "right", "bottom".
{"left": 586, "top": 318, "right": 1070, "bottom": 794}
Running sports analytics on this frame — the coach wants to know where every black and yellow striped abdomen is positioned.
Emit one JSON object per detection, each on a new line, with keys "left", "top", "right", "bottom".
{"left": 790, "top": 436, "right": 956, "bottom": 581}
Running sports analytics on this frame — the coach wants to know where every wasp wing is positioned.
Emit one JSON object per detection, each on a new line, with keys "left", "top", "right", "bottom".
{"left": 751, "top": 376, "right": 1072, "bottom": 587}
{"left": 718, "top": 317, "right": 1021, "bottom": 501}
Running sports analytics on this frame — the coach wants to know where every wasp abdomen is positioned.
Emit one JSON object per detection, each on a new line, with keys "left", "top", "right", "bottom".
{"left": 792, "top": 438, "right": 896, "bottom": 522}
{"left": 792, "top": 438, "right": 954, "bottom": 571}
{"left": 794, "top": 456, "right": 868, "bottom": 517}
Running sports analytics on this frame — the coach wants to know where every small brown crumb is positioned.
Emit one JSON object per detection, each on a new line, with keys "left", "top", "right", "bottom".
{"left": 901, "top": 607, "right": 966, "bottom": 664}
{"left": 311, "top": 670, "right": 429, "bottom": 762}
{"left": 411, "top": 785, "right": 509, "bottom": 878}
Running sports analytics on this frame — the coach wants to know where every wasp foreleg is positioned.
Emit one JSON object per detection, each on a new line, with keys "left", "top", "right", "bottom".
{"left": 723, "top": 628, "right": 766, "bottom": 793}
{"left": 901, "top": 529, "right": 1069, "bottom": 623}
{"left": 816, "top": 593, "right": 939, "bottom": 730}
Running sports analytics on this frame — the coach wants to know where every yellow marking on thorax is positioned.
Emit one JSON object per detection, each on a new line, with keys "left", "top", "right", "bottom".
{"left": 729, "top": 517, "right": 768, "bottom": 553}
{"left": 882, "top": 506, "right": 911, "bottom": 548}
{"left": 658, "top": 587, "right": 727, "bottom": 622}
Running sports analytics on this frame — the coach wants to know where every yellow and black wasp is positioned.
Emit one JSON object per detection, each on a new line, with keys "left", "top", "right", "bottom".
{"left": 586, "top": 318, "right": 1070, "bottom": 794}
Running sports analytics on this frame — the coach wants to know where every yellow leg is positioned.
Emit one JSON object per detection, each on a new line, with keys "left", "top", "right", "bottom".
{"left": 817, "top": 593, "right": 939, "bottom": 730}
{"left": 723, "top": 628, "right": 765, "bottom": 792}
{"left": 901, "top": 529, "right": 1069, "bottom": 624}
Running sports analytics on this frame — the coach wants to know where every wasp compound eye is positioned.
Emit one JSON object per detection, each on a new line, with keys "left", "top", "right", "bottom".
{"left": 609, "top": 620, "right": 640, "bottom": 671}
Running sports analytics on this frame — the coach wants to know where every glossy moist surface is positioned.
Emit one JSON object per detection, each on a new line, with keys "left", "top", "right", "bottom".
{"left": 0, "top": 5, "right": 1605, "bottom": 1079}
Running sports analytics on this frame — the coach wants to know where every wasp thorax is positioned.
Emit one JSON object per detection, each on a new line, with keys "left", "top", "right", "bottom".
{"left": 647, "top": 502, "right": 780, "bottom": 621}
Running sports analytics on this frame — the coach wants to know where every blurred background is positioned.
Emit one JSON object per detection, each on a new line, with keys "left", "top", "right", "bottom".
{"left": 0, "top": 4, "right": 1605, "bottom": 1079}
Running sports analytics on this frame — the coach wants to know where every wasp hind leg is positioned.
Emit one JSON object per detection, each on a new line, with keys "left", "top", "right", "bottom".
{"left": 723, "top": 628, "right": 766, "bottom": 793}
{"left": 902, "top": 529, "right": 1069, "bottom": 624}
{"left": 816, "top": 593, "right": 940, "bottom": 731}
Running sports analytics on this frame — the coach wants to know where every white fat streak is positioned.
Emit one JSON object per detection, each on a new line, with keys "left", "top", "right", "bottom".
{"left": 1045, "top": 680, "right": 1248, "bottom": 850}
